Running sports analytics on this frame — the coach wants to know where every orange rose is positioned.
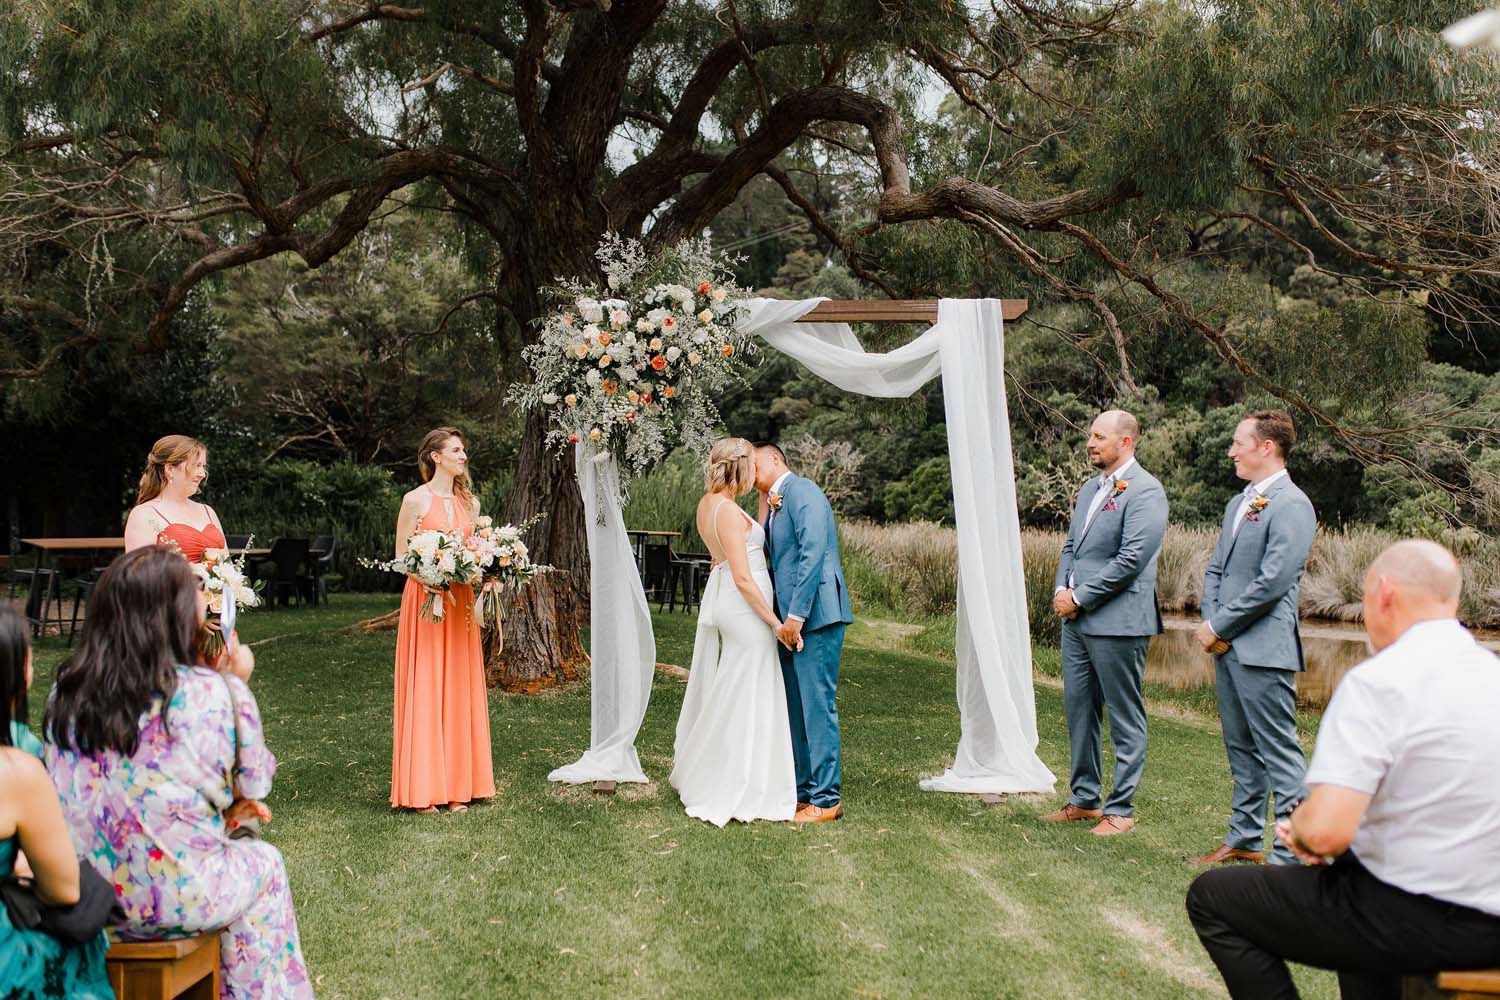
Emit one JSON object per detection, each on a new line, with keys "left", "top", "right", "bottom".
{"left": 562, "top": 314, "right": 574, "bottom": 326}
{"left": 650, "top": 355, "right": 668, "bottom": 371}
{"left": 662, "top": 316, "right": 676, "bottom": 330}
{"left": 720, "top": 343, "right": 734, "bottom": 357}
{"left": 698, "top": 281, "right": 712, "bottom": 294}
{"left": 597, "top": 332, "right": 611, "bottom": 347}
{"left": 662, "top": 385, "right": 675, "bottom": 398}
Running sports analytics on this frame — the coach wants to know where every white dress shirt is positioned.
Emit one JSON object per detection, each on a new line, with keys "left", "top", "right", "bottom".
{"left": 1231, "top": 468, "right": 1288, "bottom": 537}
{"left": 1064, "top": 457, "right": 1135, "bottom": 590}
{"left": 1304, "top": 619, "right": 1500, "bottom": 916}
{"left": 766, "top": 471, "right": 802, "bottom": 622}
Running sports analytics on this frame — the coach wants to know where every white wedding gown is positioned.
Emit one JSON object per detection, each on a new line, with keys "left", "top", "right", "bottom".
{"left": 668, "top": 504, "right": 797, "bottom": 826}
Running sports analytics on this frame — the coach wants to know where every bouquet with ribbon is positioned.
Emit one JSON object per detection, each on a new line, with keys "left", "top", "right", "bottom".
{"left": 364, "top": 529, "right": 482, "bottom": 621}
{"left": 466, "top": 514, "right": 549, "bottom": 626}
{"left": 193, "top": 544, "right": 263, "bottom": 661}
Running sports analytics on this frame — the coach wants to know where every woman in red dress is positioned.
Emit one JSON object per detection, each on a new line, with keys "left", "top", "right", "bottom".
{"left": 390, "top": 427, "right": 496, "bottom": 814}
{"left": 124, "top": 435, "right": 229, "bottom": 560}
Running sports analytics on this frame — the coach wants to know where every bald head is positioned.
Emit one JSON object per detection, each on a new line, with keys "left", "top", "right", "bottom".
{"left": 1087, "top": 409, "right": 1139, "bottom": 473}
{"left": 1102, "top": 410, "right": 1140, "bottom": 439}
{"left": 1362, "top": 539, "right": 1463, "bottom": 652}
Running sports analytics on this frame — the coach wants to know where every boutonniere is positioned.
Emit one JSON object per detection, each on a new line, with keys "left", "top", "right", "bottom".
{"left": 1246, "top": 494, "right": 1269, "bottom": 522}
{"left": 1101, "top": 477, "right": 1128, "bottom": 512}
{"left": 768, "top": 491, "right": 783, "bottom": 512}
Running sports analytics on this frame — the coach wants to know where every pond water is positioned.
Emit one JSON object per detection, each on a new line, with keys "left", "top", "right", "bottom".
{"left": 1147, "top": 616, "right": 1500, "bottom": 710}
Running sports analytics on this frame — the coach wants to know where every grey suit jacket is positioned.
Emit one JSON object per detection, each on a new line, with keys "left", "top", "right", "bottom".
{"left": 1054, "top": 464, "right": 1169, "bottom": 637}
{"left": 1201, "top": 475, "right": 1317, "bottom": 671}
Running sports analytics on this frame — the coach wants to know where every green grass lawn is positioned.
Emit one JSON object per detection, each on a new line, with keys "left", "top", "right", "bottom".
{"left": 29, "top": 596, "right": 1337, "bottom": 999}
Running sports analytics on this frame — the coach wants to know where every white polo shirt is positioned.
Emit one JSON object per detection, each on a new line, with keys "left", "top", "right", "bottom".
{"left": 1305, "top": 618, "right": 1500, "bottom": 916}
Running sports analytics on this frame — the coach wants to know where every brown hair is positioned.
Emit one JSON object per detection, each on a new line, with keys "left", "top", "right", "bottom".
{"left": 1243, "top": 409, "right": 1296, "bottom": 459}
{"left": 417, "top": 427, "right": 475, "bottom": 508}
{"left": 704, "top": 438, "right": 755, "bottom": 495}
{"left": 136, "top": 435, "right": 207, "bottom": 505}
{"left": 45, "top": 546, "right": 202, "bottom": 755}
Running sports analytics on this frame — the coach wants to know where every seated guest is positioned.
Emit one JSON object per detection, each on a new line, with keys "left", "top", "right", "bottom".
{"left": 0, "top": 605, "right": 113, "bottom": 999}
{"left": 1187, "top": 540, "right": 1500, "bottom": 999}
{"left": 44, "top": 547, "right": 315, "bottom": 999}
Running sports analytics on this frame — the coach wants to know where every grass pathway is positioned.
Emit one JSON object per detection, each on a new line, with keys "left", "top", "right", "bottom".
{"left": 31, "top": 597, "right": 1337, "bottom": 999}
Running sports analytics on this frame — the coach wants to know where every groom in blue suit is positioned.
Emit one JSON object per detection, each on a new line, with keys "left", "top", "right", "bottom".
{"left": 1046, "top": 410, "right": 1168, "bottom": 836}
{"left": 754, "top": 442, "right": 855, "bottom": 824}
{"left": 1189, "top": 409, "right": 1317, "bottom": 866}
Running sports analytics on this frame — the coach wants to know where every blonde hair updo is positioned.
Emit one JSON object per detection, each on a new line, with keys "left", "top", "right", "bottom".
{"left": 704, "top": 438, "right": 755, "bottom": 495}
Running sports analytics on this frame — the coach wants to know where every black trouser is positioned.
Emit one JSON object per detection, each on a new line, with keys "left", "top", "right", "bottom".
{"left": 1186, "top": 854, "right": 1500, "bottom": 999}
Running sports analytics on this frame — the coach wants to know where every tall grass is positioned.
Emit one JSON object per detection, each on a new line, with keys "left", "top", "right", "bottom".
{"left": 838, "top": 520, "right": 1500, "bottom": 634}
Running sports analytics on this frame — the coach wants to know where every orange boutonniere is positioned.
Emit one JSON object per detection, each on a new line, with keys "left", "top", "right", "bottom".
{"left": 768, "top": 492, "right": 783, "bottom": 512}
{"left": 1112, "top": 478, "right": 1129, "bottom": 495}
{"left": 1246, "top": 493, "right": 1270, "bottom": 522}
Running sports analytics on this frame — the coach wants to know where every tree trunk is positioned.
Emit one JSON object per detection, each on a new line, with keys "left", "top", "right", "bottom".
{"left": 485, "top": 219, "right": 605, "bottom": 690}
{"left": 483, "top": 569, "right": 587, "bottom": 691}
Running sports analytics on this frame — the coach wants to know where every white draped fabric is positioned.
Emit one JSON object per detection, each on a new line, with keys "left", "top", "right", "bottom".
{"left": 546, "top": 442, "right": 654, "bottom": 784}
{"left": 740, "top": 297, "right": 1055, "bottom": 794}
{"left": 549, "top": 297, "right": 1054, "bottom": 794}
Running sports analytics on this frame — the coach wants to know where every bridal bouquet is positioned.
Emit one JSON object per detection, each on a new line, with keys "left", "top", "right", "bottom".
{"left": 364, "top": 529, "right": 482, "bottom": 621}
{"left": 193, "top": 545, "right": 263, "bottom": 660}
{"left": 466, "top": 515, "right": 549, "bottom": 626}
{"left": 511, "top": 233, "right": 754, "bottom": 479}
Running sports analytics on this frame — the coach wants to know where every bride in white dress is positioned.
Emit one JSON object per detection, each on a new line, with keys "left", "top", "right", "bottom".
{"left": 669, "top": 438, "right": 798, "bottom": 826}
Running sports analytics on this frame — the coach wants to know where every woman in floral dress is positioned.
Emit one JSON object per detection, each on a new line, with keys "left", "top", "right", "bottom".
{"left": 44, "top": 546, "right": 314, "bottom": 999}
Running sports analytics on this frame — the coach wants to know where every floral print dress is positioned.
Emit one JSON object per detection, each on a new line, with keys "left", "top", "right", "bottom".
{"left": 44, "top": 667, "right": 314, "bottom": 999}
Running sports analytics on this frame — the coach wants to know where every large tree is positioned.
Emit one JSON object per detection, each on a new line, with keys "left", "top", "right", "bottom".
{"left": 4, "top": 0, "right": 1498, "bottom": 685}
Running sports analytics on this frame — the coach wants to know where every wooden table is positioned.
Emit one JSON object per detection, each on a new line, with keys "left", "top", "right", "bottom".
{"left": 18, "top": 537, "right": 125, "bottom": 635}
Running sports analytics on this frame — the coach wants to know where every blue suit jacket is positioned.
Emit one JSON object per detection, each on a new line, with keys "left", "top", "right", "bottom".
{"left": 1054, "top": 463, "right": 1169, "bottom": 637}
{"left": 1202, "top": 475, "right": 1317, "bottom": 671}
{"left": 765, "top": 474, "right": 854, "bottom": 633}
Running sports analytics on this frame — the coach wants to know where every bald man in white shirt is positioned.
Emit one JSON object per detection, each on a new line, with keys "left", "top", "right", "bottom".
{"left": 1187, "top": 540, "right": 1500, "bottom": 1000}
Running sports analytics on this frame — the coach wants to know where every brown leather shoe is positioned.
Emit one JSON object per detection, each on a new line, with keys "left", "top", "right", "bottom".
{"left": 793, "top": 803, "right": 842, "bottom": 823}
{"left": 1040, "top": 804, "right": 1104, "bottom": 823}
{"left": 1186, "top": 843, "right": 1264, "bottom": 864}
{"left": 1091, "top": 815, "right": 1135, "bottom": 836}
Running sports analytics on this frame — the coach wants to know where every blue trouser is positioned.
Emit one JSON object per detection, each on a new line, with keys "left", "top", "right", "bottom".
{"left": 1214, "top": 648, "right": 1307, "bottom": 865}
{"left": 779, "top": 622, "right": 844, "bottom": 808}
{"left": 1060, "top": 624, "right": 1149, "bottom": 817}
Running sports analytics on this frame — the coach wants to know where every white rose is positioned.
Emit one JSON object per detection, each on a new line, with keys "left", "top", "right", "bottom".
{"left": 541, "top": 392, "right": 558, "bottom": 405}
{"left": 636, "top": 318, "right": 654, "bottom": 333}
{"left": 712, "top": 288, "right": 728, "bottom": 303}
{"left": 610, "top": 309, "right": 629, "bottom": 329}
{"left": 687, "top": 351, "right": 702, "bottom": 365}
{"left": 665, "top": 346, "right": 681, "bottom": 362}
{"left": 477, "top": 515, "right": 493, "bottom": 528}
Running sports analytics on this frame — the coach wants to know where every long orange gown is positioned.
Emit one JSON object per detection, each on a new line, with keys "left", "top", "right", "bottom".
{"left": 390, "top": 492, "right": 496, "bottom": 808}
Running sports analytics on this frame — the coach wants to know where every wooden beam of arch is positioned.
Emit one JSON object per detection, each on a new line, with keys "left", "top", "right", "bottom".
{"left": 793, "top": 299, "right": 1028, "bottom": 324}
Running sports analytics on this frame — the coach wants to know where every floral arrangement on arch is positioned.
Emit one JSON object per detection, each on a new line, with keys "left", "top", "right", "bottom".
{"left": 511, "top": 233, "right": 754, "bottom": 479}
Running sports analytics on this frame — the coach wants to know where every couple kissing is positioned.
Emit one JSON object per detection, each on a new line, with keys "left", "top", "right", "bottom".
{"left": 668, "top": 438, "right": 854, "bottom": 827}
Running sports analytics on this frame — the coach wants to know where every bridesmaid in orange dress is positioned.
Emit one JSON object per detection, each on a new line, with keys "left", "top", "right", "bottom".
{"left": 123, "top": 435, "right": 229, "bottom": 560}
{"left": 391, "top": 427, "right": 497, "bottom": 813}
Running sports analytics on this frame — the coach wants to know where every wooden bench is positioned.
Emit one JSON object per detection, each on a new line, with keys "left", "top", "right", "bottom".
{"left": 106, "top": 934, "right": 220, "bottom": 1000}
{"left": 1406, "top": 970, "right": 1500, "bottom": 999}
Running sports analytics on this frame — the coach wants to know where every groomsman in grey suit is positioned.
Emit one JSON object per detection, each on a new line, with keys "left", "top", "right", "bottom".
{"left": 1043, "top": 410, "right": 1168, "bottom": 836}
{"left": 1189, "top": 409, "right": 1317, "bottom": 866}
